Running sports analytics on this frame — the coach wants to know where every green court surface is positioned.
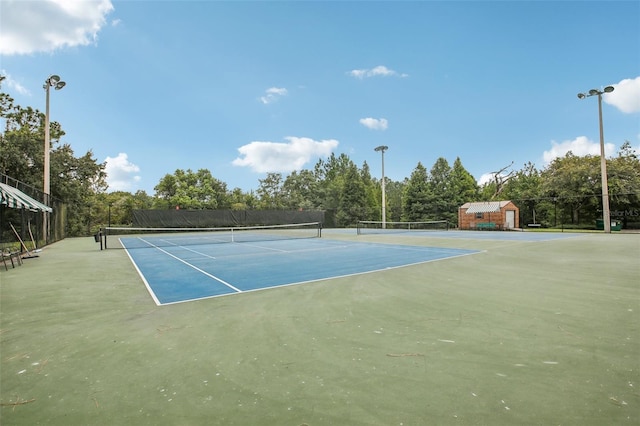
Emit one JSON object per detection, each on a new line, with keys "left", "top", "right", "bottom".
{"left": 1, "top": 231, "right": 638, "bottom": 425}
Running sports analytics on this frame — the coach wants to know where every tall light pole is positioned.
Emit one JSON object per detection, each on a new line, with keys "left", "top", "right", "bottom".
{"left": 44, "top": 75, "right": 66, "bottom": 198}
{"left": 374, "top": 145, "right": 388, "bottom": 228}
{"left": 43, "top": 74, "right": 66, "bottom": 242}
{"left": 577, "top": 85, "right": 614, "bottom": 233}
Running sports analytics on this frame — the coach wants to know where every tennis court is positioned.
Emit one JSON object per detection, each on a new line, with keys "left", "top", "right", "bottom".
{"left": 113, "top": 225, "right": 480, "bottom": 305}
{"left": 1, "top": 229, "right": 638, "bottom": 426}
{"left": 352, "top": 228, "right": 583, "bottom": 242}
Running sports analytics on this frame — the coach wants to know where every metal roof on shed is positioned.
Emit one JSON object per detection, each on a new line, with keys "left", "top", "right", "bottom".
{"left": 461, "top": 201, "right": 509, "bottom": 214}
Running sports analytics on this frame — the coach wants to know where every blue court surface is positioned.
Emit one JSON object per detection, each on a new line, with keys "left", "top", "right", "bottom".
{"left": 331, "top": 228, "right": 584, "bottom": 242}
{"left": 121, "top": 236, "right": 480, "bottom": 305}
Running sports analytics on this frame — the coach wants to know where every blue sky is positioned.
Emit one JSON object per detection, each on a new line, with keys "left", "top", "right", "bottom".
{"left": 1, "top": 0, "right": 639, "bottom": 194}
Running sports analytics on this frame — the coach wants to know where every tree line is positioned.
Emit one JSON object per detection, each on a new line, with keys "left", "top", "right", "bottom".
{"left": 2, "top": 77, "right": 639, "bottom": 238}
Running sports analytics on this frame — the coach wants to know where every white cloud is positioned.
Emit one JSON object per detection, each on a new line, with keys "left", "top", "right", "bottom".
{"left": 0, "top": 0, "right": 114, "bottom": 55}
{"left": 542, "top": 136, "right": 615, "bottom": 165}
{"left": 232, "top": 136, "right": 339, "bottom": 173}
{"left": 104, "top": 153, "right": 141, "bottom": 191}
{"left": 347, "top": 65, "right": 408, "bottom": 79}
{"left": 605, "top": 76, "right": 640, "bottom": 114}
{"left": 0, "top": 70, "right": 30, "bottom": 95}
{"left": 477, "top": 173, "right": 496, "bottom": 186}
{"left": 260, "top": 87, "right": 288, "bottom": 104}
{"left": 359, "top": 117, "right": 388, "bottom": 131}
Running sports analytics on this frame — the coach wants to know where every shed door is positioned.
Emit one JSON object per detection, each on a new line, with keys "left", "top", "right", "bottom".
{"left": 505, "top": 210, "right": 515, "bottom": 229}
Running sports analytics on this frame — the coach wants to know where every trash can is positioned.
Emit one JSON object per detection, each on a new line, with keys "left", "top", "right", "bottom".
{"left": 595, "top": 219, "right": 622, "bottom": 231}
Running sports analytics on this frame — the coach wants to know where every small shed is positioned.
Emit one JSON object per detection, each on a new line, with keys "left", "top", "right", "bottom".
{"left": 458, "top": 201, "right": 519, "bottom": 230}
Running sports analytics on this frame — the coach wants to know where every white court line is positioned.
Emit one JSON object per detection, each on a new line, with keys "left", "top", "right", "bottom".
{"left": 181, "top": 246, "right": 217, "bottom": 259}
{"left": 136, "top": 237, "right": 242, "bottom": 293}
{"left": 122, "top": 243, "right": 162, "bottom": 306}
{"left": 156, "top": 238, "right": 218, "bottom": 259}
{"left": 238, "top": 242, "right": 289, "bottom": 252}
{"left": 230, "top": 236, "right": 348, "bottom": 254}
{"left": 223, "top": 241, "right": 352, "bottom": 255}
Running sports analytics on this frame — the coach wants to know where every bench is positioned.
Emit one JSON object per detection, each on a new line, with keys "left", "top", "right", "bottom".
{"left": 476, "top": 222, "right": 497, "bottom": 230}
{"left": 2, "top": 249, "right": 22, "bottom": 270}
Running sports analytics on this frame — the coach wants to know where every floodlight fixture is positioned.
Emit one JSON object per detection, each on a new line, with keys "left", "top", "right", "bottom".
{"left": 44, "top": 74, "right": 65, "bottom": 89}
{"left": 577, "top": 86, "right": 615, "bottom": 101}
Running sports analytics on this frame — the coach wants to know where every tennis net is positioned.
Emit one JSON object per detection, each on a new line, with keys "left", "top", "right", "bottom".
{"left": 100, "top": 222, "right": 322, "bottom": 249}
{"left": 357, "top": 220, "right": 449, "bottom": 235}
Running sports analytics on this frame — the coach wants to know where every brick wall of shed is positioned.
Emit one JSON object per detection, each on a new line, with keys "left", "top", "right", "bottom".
{"left": 457, "top": 202, "right": 520, "bottom": 229}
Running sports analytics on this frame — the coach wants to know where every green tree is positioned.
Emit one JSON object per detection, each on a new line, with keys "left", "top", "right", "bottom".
{"left": 449, "top": 157, "right": 479, "bottom": 225}
{"left": 541, "top": 153, "right": 600, "bottom": 225}
{"left": 0, "top": 106, "right": 60, "bottom": 187}
{"left": 1, "top": 78, "right": 107, "bottom": 237}
{"left": 93, "top": 190, "right": 154, "bottom": 227}
{"left": 313, "top": 153, "right": 354, "bottom": 210}
{"left": 359, "top": 161, "right": 378, "bottom": 221}
{"left": 52, "top": 146, "right": 108, "bottom": 236}
{"left": 228, "top": 187, "right": 258, "bottom": 210}
{"left": 426, "top": 157, "right": 453, "bottom": 222}
{"left": 154, "top": 168, "right": 229, "bottom": 209}
{"left": 0, "top": 76, "right": 14, "bottom": 116}
{"left": 385, "top": 179, "right": 406, "bottom": 222}
{"left": 281, "top": 169, "right": 318, "bottom": 210}
{"left": 607, "top": 141, "right": 640, "bottom": 227}
{"left": 335, "top": 164, "right": 367, "bottom": 227}
{"left": 257, "top": 172, "right": 284, "bottom": 209}
{"left": 402, "top": 162, "right": 431, "bottom": 221}
{"left": 503, "top": 162, "right": 545, "bottom": 226}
